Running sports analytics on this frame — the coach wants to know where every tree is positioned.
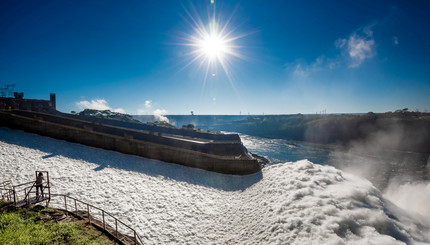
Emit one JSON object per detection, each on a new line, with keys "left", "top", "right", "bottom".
{"left": 182, "top": 124, "right": 195, "bottom": 130}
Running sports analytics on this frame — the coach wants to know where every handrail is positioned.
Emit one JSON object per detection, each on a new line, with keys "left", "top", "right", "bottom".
{"left": 3, "top": 180, "right": 48, "bottom": 191}
{"left": 12, "top": 181, "right": 35, "bottom": 188}
{"left": 2, "top": 173, "right": 143, "bottom": 244}
{"left": 0, "top": 180, "right": 13, "bottom": 186}
{"left": 0, "top": 180, "right": 14, "bottom": 201}
{"left": 22, "top": 182, "right": 36, "bottom": 201}
{"left": 51, "top": 194, "right": 143, "bottom": 245}
{"left": 9, "top": 181, "right": 50, "bottom": 206}
{"left": 1, "top": 174, "right": 50, "bottom": 206}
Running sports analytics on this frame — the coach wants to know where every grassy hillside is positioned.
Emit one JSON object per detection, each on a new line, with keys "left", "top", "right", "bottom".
{"left": 0, "top": 203, "right": 117, "bottom": 245}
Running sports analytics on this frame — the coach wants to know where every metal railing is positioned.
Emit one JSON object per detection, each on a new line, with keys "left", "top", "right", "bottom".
{"left": 0, "top": 180, "right": 14, "bottom": 201}
{"left": 51, "top": 194, "right": 143, "bottom": 245}
{"left": 1, "top": 173, "right": 143, "bottom": 244}
{"left": 0, "top": 180, "right": 50, "bottom": 206}
{"left": 0, "top": 171, "right": 51, "bottom": 206}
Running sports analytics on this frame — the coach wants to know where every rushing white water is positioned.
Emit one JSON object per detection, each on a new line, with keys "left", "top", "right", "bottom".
{"left": 1, "top": 126, "right": 430, "bottom": 244}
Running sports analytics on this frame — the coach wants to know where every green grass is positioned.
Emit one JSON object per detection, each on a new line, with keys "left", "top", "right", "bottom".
{"left": 0, "top": 203, "right": 117, "bottom": 245}
{"left": 0, "top": 200, "right": 12, "bottom": 210}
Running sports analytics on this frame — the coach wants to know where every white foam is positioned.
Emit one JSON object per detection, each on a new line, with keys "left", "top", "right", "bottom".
{"left": 1, "top": 127, "right": 429, "bottom": 244}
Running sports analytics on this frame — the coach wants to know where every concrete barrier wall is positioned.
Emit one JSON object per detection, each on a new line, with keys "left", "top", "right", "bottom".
{"left": 8, "top": 110, "right": 245, "bottom": 156}
{"left": 0, "top": 111, "right": 260, "bottom": 175}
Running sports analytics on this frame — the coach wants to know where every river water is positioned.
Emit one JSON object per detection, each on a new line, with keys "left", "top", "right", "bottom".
{"left": 157, "top": 114, "right": 429, "bottom": 191}
{"left": 239, "top": 133, "right": 430, "bottom": 191}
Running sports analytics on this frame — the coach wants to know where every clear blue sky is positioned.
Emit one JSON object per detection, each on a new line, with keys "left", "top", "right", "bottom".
{"left": 1, "top": 0, "right": 429, "bottom": 115}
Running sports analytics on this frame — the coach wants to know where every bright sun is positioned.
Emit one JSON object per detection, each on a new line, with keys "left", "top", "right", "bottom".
{"left": 178, "top": 3, "right": 250, "bottom": 82}
{"left": 187, "top": 18, "right": 240, "bottom": 80}
{"left": 192, "top": 18, "right": 235, "bottom": 67}
{"left": 199, "top": 34, "right": 227, "bottom": 59}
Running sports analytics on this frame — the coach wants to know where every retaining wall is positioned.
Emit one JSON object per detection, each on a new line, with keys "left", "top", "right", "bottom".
{"left": 0, "top": 110, "right": 260, "bottom": 175}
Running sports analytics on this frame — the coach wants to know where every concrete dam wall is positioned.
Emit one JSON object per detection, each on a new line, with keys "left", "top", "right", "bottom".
{"left": 0, "top": 110, "right": 261, "bottom": 175}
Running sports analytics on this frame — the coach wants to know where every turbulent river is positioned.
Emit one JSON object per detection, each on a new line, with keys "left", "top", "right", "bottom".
{"left": 239, "top": 134, "right": 430, "bottom": 191}
{"left": 1, "top": 126, "right": 430, "bottom": 244}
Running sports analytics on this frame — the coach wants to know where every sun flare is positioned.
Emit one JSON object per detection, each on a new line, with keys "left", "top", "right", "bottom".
{"left": 189, "top": 16, "right": 235, "bottom": 68}
{"left": 178, "top": 4, "right": 250, "bottom": 82}
{"left": 199, "top": 33, "right": 228, "bottom": 60}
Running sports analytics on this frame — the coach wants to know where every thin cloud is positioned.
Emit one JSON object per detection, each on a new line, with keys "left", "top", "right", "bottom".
{"left": 291, "top": 56, "right": 327, "bottom": 77}
{"left": 336, "top": 28, "right": 376, "bottom": 68}
{"left": 76, "top": 99, "right": 125, "bottom": 114}
{"left": 293, "top": 64, "right": 307, "bottom": 77}
{"left": 76, "top": 99, "right": 110, "bottom": 110}
{"left": 347, "top": 34, "right": 375, "bottom": 67}
{"left": 137, "top": 109, "right": 146, "bottom": 115}
{"left": 287, "top": 26, "right": 377, "bottom": 76}
{"left": 136, "top": 100, "right": 153, "bottom": 115}
{"left": 112, "top": 108, "right": 126, "bottom": 114}
{"left": 393, "top": 36, "right": 399, "bottom": 45}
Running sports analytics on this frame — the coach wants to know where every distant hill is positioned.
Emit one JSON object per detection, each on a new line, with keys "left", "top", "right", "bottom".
{"left": 213, "top": 110, "right": 430, "bottom": 154}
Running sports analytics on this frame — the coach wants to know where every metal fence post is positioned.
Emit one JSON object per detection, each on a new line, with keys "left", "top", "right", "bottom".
{"left": 102, "top": 210, "right": 105, "bottom": 231}
{"left": 74, "top": 199, "right": 77, "bottom": 216}
{"left": 64, "top": 195, "right": 67, "bottom": 211}
{"left": 134, "top": 230, "right": 137, "bottom": 245}
{"left": 46, "top": 172, "right": 50, "bottom": 202}
{"left": 25, "top": 188, "right": 28, "bottom": 205}
{"left": 87, "top": 205, "right": 91, "bottom": 224}
{"left": 13, "top": 188, "right": 16, "bottom": 205}
{"left": 115, "top": 219, "right": 118, "bottom": 238}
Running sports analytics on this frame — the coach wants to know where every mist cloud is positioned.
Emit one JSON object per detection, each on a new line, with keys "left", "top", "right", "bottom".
{"left": 325, "top": 118, "right": 430, "bottom": 222}
{"left": 136, "top": 100, "right": 170, "bottom": 123}
{"left": 384, "top": 180, "right": 430, "bottom": 219}
{"left": 154, "top": 109, "right": 169, "bottom": 123}
{"left": 328, "top": 119, "right": 429, "bottom": 187}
